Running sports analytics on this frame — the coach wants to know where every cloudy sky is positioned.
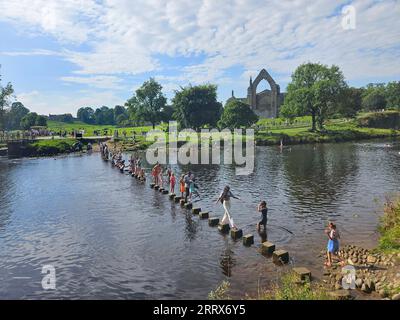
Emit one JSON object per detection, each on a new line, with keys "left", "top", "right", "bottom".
{"left": 0, "top": 0, "right": 399, "bottom": 115}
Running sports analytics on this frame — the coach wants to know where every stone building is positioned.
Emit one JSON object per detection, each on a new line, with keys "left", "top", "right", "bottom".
{"left": 228, "top": 69, "right": 285, "bottom": 118}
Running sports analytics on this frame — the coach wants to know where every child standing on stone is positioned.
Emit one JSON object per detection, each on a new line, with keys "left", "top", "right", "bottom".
{"left": 170, "top": 172, "right": 176, "bottom": 194}
{"left": 325, "top": 222, "right": 340, "bottom": 267}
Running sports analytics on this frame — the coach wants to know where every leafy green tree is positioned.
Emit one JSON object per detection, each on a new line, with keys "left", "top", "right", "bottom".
{"left": 385, "top": 81, "right": 400, "bottom": 110}
{"left": 20, "top": 112, "right": 39, "bottom": 130}
{"left": 280, "top": 63, "right": 347, "bottom": 131}
{"left": 362, "top": 83, "right": 387, "bottom": 111}
{"left": 94, "top": 106, "right": 114, "bottom": 125}
{"left": 160, "top": 105, "right": 174, "bottom": 123}
{"left": 172, "top": 84, "right": 223, "bottom": 130}
{"left": 35, "top": 115, "right": 47, "bottom": 127}
{"left": 77, "top": 107, "right": 95, "bottom": 124}
{"left": 0, "top": 65, "right": 14, "bottom": 130}
{"left": 218, "top": 99, "right": 258, "bottom": 129}
{"left": 335, "top": 87, "right": 363, "bottom": 118}
{"left": 6, "top": 102, "right": 30, "bottom": 130}
{"left": 126, "top": 78, "right": 166, "bottom": 129}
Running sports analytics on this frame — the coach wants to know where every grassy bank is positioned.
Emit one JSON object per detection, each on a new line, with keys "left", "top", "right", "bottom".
{"left": 377, "top": 197, "right": 400, "bottom": 253}
{"left": 208, "top": 273, "right": 332, "bottom": 300}
{"left": 25, "top": 139, "right": 80, "bottom": 156}
{"left": 255, "top": 121, "right": 400, "bottom": 146}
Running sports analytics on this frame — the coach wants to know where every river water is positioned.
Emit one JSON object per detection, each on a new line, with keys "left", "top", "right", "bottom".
{"left": 0, "top": 140, "right": 399, "bottom": 299}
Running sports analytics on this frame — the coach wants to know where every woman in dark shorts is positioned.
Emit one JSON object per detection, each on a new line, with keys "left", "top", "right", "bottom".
{"left": 257, "top": 201, "right": 268, "bottom": 232}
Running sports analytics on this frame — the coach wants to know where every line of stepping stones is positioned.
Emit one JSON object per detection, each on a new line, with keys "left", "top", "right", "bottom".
{"left": 148, "top": 182, "right": 311, "bottom": 280}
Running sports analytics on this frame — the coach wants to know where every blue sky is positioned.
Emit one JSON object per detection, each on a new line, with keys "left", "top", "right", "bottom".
{"left": 0, "top": 0, "right": 399, "bottom": 116}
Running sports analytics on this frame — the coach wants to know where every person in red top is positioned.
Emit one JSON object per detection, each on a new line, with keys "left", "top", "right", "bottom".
{"left": 169, "top": 172, "right": 176, "bottom": 194}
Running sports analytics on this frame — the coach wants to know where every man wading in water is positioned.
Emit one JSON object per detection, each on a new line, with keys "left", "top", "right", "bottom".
{"left": 216, "top": 186, "right": 240, "bottom": 230}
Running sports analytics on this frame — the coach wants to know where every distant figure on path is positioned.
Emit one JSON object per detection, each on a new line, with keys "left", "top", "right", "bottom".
{"left": 216, "top": 186, "right": 240, "bottom": 230}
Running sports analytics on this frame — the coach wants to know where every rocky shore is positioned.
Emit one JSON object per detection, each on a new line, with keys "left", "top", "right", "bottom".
{"left": 321, "top": 244, "right": 400, "bottom": 300}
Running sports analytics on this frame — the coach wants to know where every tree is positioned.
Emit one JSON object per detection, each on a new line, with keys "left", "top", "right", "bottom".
{"left": 35, "top": 115, "right": 47, "bottom": 127}
{"left": 20, "top": 112, "right": 39, "bottom": 130}
{"left": 77, "top": 107, "right": 95, "bottom": 124}
{"left": 362, "top": 83, "right": 387, "bottom": 111}
{"left": 172, "top": 84, "right": 223, "bottom": 130}
{"left": 385, "top": 81, "right": 400, "bottom": 110}
{"left": 335, "top": 87, "right": 363, "bottom": 119}
{"left": 94, "top": 106, "right": 114, "bottom": 125}
{"left": 6, "top": 102, "right": 30, "bottom": 130}
{"left": 218, "top": 99, "right": 258, "bottom": 129}
{"left": 280, "top": 63, "right": 347, "bottom": 131}
{"left": 160, "top": 105, "right": 174, "bottom": 123}
{"left": 126, "top": 78, "right": 166, "bottom": 129}
{"left": 0, "top": 65, "right": 14, "bottom": 130}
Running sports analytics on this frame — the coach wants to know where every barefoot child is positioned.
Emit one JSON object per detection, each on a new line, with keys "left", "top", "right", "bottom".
{"left": 325, "top": 222, "right": 340, "bottom": 267}
{"left": 179, "top": 174, "right": 185, "bottom": 198}
{"left": 257, "top": 201, "right": 268, "bottom": 232}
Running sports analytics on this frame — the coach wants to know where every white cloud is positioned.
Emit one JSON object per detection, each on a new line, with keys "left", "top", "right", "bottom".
{"left": 60, "top": 75, "right": 124, "bottom": 89}
{"left": 2, "top": 0, "right": 400, "bottom": 111}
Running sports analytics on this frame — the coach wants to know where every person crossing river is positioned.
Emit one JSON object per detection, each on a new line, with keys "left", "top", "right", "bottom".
{"left": 216, "top": 186, "right": 240, "bottom": 230}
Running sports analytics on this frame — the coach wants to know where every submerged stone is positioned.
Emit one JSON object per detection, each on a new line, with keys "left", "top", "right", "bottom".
{"left": 192, "top": 207, "right": 201, "bottom": 215}
{"left": 261, "top": 241, "right": 275, "bottom": 255}
{"left": 208, "top": 217, "right": 219, "bottom": 226}
{"left": 218, "top": 223, "right": 230, "bottom": 233}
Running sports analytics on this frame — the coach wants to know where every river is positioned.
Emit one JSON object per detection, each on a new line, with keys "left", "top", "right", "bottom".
{"left": 0, "top": 140, "right": 399, "bottom": 299}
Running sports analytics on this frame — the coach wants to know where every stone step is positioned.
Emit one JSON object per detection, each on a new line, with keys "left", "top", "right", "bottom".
{"left": 293, "top": 267, "right": 312, "bottom": 281}
{"left": 218, "top": 223, "right": 230, "bottom": 234}
{"left": 184, "top": 202, "right": 193, "bottom": 209}
{"left": 162, "top": 190, "right": 169, "bottom": 194}
{"left": 174, "top": 196, "right": 182, "bottom": 203}
{"left": 273, "top": 250, "right": 289, "bottom": 264}
{"left": 199, "top": 211, "right": 209, "bottom": 219}
{"left": 208, "top": 217, "right": 219, "bottom": 226}
{"left": 192, "top": 207, "right": 201, "bottom": 215}
{"left": 230, "top": 229, "right": 243, "bottom": 240}
{"left": 261, "top": 241, "right": 276, "bottom": 255}
{"left": 169, "top": 193, "right": 176, "bottom": 199}
{"left": 150, "top": 183, "right": 155, "bottom": 188}
{"left": 154, "top": 185, "right": 160, "bottom": 190}
{"left": 180, "top": 199, "right": 186, "bottom": 206}
{"left": 243, "top": 234, "right": 254, "bottom": 246}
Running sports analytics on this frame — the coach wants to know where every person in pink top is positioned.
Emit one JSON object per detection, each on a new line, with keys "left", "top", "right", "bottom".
{"left": 169, "top": 172, "right": 176, "bottom": 194}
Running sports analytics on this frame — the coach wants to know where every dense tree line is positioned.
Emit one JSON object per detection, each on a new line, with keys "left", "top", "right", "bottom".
{"left": 280, "top": 62, "right": 400, "bottom": 131}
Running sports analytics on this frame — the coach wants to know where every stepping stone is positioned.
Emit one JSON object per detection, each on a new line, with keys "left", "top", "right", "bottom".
{"left": 243, "top": 234, "right": 254, "bottom": 246}
{"left": 150, "top": 183, "right": 155, "bottom": 188}
{"left": 180, "top": 199, "right": 186, "bottom": 206}
{"left": 208, "top": 217, "right": 219, "bottom": 226}
{"left": 154, "top": 185, "right": 160, "bottom": 190}
{"left": 273, "top": 250, "right": 289, "bottom": 264}
{"left": 230, "top": 229, "right": 243, "bottom": 240}
{"left": 162, "top": 190, "right": 169, "bottom": 194}
{"left": 293, "top": 267, "right": 312, "bottom": 281}
{"left": 192, "top": 207, "right": 201, "bottom": 215}
{"left": 218, "top": 223, "right": 230, "bottom": 234}
{"left": 174, "top": 196, "right": 182, "bottom": 203}
{"left": 199, "top": 211, "right": 209, "bottom": 219}
{"left": 159, "top": 188, "right": 164, "bottom": 192}
{"left": 261, "top": 241, "right": 276, "bottom": 255}
{"left": 169, "top": 193, "right": 176, "bottom": 199}
{"left": 184, "top": 202, "right": 193, "bottom": 209}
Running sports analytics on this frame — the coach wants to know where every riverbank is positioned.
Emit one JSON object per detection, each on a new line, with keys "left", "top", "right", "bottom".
{"left": 255, "top": 123, "right": 400, "bottom": 146}
{"left": 209, "top": 196, "right": 400, "bottom": 300}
